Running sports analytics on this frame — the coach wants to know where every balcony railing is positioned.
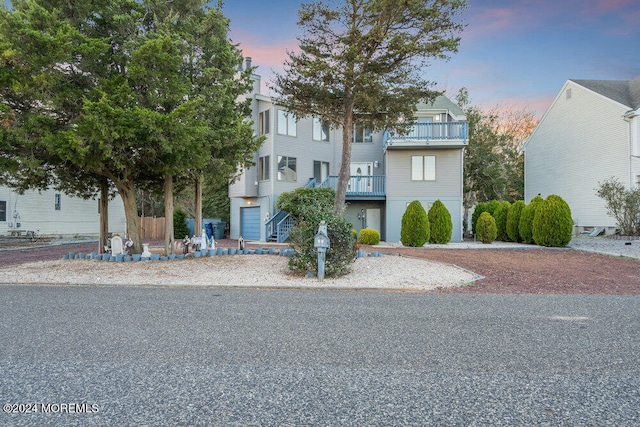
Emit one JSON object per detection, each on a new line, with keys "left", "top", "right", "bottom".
{"left": 383, "top": 122, "right": 468, "bottom": 150}
{"left": 319, "top": 175, "right": 386, "bottom": 198}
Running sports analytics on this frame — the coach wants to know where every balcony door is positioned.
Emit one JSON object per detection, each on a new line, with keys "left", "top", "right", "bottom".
{"left": 349, "top": 162, "right": 373, "bottom": 192}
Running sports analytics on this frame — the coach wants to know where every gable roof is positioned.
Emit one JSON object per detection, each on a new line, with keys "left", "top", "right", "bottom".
{"left": 571, "top": 76, "right": 640, "bottom": 110}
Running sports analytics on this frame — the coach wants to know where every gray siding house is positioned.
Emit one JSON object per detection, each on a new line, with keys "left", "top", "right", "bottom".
{"left": 524, "top": 76, "right": 640, "bottom": 233}
{"left": 229, "top": 65, "right": 468, "bottom": 243}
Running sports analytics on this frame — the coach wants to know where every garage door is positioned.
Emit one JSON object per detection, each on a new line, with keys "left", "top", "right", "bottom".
{"left": 241, "top": 207, "right": 261, "bottom": 241}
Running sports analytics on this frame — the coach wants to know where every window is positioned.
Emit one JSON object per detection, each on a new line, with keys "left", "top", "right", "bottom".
{"left": 313, "top": 160, "right": 330, "bottom": 184}
{"left": 566, "top": 88, "right": 572, "bottom": 100}
{"left": 352, "top": 123, "right": 372, "bottom": 143}
{"left": 411, "top": 155, "right": 436, "bottom": 181}
{"left": 55, "top": 193, "right": 61, "bottom": 210}
{"left": 259, "top": 110, "right": 270, "bottom": 135}
{"left": 277, "top": 155, "right": 297, "bottom": 181}
{"left": 258, "top": 155, "right": 270, "bottom": 181}
{"left": 313, "top": 118, "right": 329, "bottom": 142}
{"left": 0, "top": 200, "right": 6, "bottom": 221}
{"left": 277, "top": 109, "right": 296, "bottom": 137}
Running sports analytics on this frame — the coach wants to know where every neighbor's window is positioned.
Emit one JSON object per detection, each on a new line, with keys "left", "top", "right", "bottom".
{"left": 277, "top": 109, "right": 297, "bottom": 137}
{"left": 0, "top": 200, "right": 6, "bottom": 221}
{"left": 258, "top": 155, "right": 270, "bottom": 181}
{"left": 352, "top": 123, "right": 372, "bottom": 143}
{"left": 259, "top": 110, "right": 270, "bottom": 135}
{"left": 313, "top": 118, "right": 329, "bottom": 142}
{"left": 277, "top": 155, "right": 297, "bottom": 181}
{"left": 411, "top": 155, "right": 436, "bottom": 181}
{"left": 55, "top": 193, "right": 61, "bottom": 210}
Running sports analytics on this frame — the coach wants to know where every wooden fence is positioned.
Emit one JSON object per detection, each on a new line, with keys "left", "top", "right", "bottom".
{"left": 139, "top": 216, "right": 165, "bottom": 240}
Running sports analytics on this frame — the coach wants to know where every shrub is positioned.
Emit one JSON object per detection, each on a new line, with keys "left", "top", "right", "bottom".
{"left": 358, "top": 228, "right": 381, "bottom": 245}
{"left": 276, "top": 186, "right": 335, "bottom": 221}
{"left": 471, "top": 202, "right": 488, "bottom": 235}
{"left": 596, "top": 177, "right": 640, "bottom": 235}
{"left": 486, "top": 200, "right": 501, "bottom": 216}
{"left": 401, "top": 200, "right": 430, "bottom": 247}
{"left": 173, "top": 209, "right": 190, "bottom": 239}
{"left": 493, "top": 201, "right": 511, "bottom": 241}
{"left": 476, "top": 212, "right": 497, "bottom": 244}
{"left": 428, "top": 200, "right": 452, "bottom": 244}
{"left": 519, "top": 195, "right": 543, "bottom": 244}
{"left": 532, "top": 194, "right": 573, "bottom": 247}
{"left": 506, "top": 200, "right": 525, "bottom": 242}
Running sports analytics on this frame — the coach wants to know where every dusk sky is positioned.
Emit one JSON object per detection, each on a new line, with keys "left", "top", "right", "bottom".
{"left": 222, "top": 0, "right": 640, "bottom": 118}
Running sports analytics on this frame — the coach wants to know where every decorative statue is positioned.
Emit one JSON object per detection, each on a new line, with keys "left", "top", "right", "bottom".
{"left": 182, "top": 235, "right": 191, "bottom": 255}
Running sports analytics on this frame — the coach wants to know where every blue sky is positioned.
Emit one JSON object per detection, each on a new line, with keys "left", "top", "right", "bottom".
{"left": 222, "top": 0, "right": 640, "bottom": 118}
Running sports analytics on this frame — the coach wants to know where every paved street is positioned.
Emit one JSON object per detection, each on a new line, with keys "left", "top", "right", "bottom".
{"left": 1, "top": 285, "right": 639, "bottom": 426}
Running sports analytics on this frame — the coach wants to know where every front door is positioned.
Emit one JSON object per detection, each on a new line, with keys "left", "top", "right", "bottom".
{"left": 349, "top": 162, "right": 373, "bottom": 193}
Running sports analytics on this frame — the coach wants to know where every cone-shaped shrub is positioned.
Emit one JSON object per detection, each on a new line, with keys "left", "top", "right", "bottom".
{"left": 532, "top": 194, "right": 573, "bottom": 247}
{"left": 471, "top": 202, "right": 487, "bottom": 235}
{"left": 358, "top": 228, "right": 381, "bottom": 245}
{"left": 506, "top": 200, "right": 525, "bottom": 242}
{"left": 401, "top": 201, "right": 430, "bottom": 247}
{"left": 519, "top": 195, "right": 543, "bottom": 244}
{"left": 476, "top": 212, "right": 497, "bottom": 244}
{"left": 486, "top": 200, "right": 501, "bottom": 216}
{"left": 428, "top": 200, "right": 452, "bottom": 244}
{"left": 493, "top": 201, "right": 511, "bottom": 241}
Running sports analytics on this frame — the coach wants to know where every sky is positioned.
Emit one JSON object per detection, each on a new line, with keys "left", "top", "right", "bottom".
{"left": 222, "top": 0, "right": 640, "bottom": 118}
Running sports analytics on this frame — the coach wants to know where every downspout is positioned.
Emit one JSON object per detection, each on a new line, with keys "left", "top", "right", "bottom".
{"left": 624, "top": 110, "right": 639, "bottom": 189}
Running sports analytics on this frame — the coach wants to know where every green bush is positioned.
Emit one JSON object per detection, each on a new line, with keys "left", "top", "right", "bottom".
{"left": 493, "top": 201, "right": 511, "bottom": 241}
{"left": 278, "top": 187, "right": 356, "bottom": 277}
{"left": 506, "top": 200, "right": 525, "bottom": 242}
{"left": 401, "top": 200, "right": 430, "bottom": 247}
{"left": 486, "top": 200, "right": 501, "bottom": 216}
{"left": 471, "top": 202, "right": 488, "bottom": 235}
{"left": 358, "top": 228, "right": 381, "bottom": 245}
{"left": 476, "top": 212, "right": 497, "bottom": 244}
{"left": 532, "top": 194, "right": 573, "bottom": 247}
{"left": 519, "top": 195, "right": 543, "bottom": 244}
{"left": 173, "top": 208, "right": 190, "bottom": 239}
{"left": 428, "top": 200, "right": 452, "bottom": 244}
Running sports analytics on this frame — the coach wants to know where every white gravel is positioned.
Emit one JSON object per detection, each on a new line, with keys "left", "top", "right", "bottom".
{"left": 568, "top": 236, "right": 640, "bottom": 259}
{"left": 0, "top": 254, "right": 478, "bottom": 291}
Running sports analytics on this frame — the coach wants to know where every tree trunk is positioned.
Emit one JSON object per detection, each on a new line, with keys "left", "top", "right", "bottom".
{"left": 99, "top": 177, "right": 109, "bottom": 254}
{"left": 195, "top": 175, "right": 203, "bottom": 235}
{"left": 115, "top": 179, "right": 142, "bottom": 254}
{"left": 164, "top": 175, "right": 175, "bottom": 255}
{"left": 334, "top": 104, "right": 354, "bottom": 216}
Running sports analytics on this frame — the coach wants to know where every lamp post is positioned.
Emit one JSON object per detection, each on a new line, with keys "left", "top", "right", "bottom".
{"left": 313, "top": 221, "right": 330, "bottom": 281}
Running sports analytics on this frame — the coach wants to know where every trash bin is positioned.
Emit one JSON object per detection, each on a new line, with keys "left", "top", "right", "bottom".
{"left": 213, "top": 221, "right": 226, "bottom": 239}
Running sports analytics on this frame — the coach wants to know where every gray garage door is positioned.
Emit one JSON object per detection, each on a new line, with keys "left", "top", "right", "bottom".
{"left": 241, "top": 207, "right": 261, "bottom": 241}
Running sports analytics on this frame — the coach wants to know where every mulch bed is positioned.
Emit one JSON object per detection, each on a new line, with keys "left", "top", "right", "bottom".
{"left": 1, "top": 240, "right": 639, "bottom": 294}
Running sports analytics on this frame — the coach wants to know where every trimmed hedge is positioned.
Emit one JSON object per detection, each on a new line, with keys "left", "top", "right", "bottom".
{"left": 358, "top": 228, "right": 381, "bottom": 245}
{"left": 428, "top": 200, "right": 452, "bottom": 244}
{"left": 476, "top": 212, "right": 497, "bottom": 244}
{"left": 519, "top": 195, "right": 543, "bottom": 244}
{"left": 532, "top": 194, "right": 573, "bottom": 247}
{"left": 471, "top": 202, "right": 488, "bottom": 235}
{"left": 506, "top": 200, "right": 525, "bottom": 242}
{"left": 401, "top": 201, "right": 430, "bottom": 247}
{"left": 494, "top": 201, "right": 511, "bottom": 241}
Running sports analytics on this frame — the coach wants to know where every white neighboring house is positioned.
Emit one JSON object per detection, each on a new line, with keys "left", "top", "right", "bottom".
{"left": 523, "top": 76, "right": 640, "bottom": 234}
{"left": 0, "top": 185, "right": 126, "bottom": 237}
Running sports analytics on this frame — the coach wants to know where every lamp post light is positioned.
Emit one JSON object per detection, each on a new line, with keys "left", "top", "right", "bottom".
{"left": 313, "top": 221, "right": 330, "bottom": 281}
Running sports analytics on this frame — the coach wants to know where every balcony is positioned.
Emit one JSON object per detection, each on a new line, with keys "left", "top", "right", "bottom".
{"left": 383, "top": 122, "right": 468, "bottom": 150}
{"left": 318, "top": 176, "right": 386, "bottom": 200}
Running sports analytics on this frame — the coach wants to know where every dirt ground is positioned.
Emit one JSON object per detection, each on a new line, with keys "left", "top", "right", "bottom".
{"left": 1, "top": 239, "right": 639, "bottom": 294}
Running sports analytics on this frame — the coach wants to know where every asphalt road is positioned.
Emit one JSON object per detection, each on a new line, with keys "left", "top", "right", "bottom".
{"left": 1, "top": 285, "right": 639, "bottom": 426}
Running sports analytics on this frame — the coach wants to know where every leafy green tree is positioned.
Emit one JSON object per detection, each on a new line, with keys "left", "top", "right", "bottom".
{"left": 596, "top": 177, "right": 640, "bottom": 236}
{"left": 532, "top": 195, "right": 573, "bottom": 247}
{"left": 428, "top": 200, "right": 452, "bottom": 244}
{"left": 519, "top": 195, "right": 543, "bottom": 244}
{"left": 493, "top": 201, "right": 511, "bottom": 241}
{"left": 401, "top": 201, "right": 430, "bottom": 247}
{"left": 506, "top": 200, "right": 525, "bottom": 242}
{"left": 476, "top": 212, "right": 497, "bottom": 244}
{"left": 273, "top": 0, "right": 466, "bottom": 215}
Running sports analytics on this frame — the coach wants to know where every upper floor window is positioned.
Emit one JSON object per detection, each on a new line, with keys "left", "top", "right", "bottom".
{"left": 55, "top": 193, "right": 61, "bottom": 210}
{"left": 352, "top": 123, "right": 372, "bottom": 143}
{"left": 277, "top": 155, "right": 297, "bottom": 181}
{"left": 313, "top": 118, "right": 329, "bottom": 142}
{"left": 258, "top": 155, "right": 270, "bottom": 181}
{"left": 259, "top": 110, "right": 270, "bottom": 135}
{"left": 277, "top": 110, "right": 297, "bottom": 137}
{"left": 411, "top": 155, "right": 436, "bottom": 181}
{"left": 0, "top": 200, "right": 6, "bottom": 221}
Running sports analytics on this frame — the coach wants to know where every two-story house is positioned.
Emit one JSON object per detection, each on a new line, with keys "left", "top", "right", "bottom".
{"left": 229, "top": 62, "right": 468, "bottom": 243}
{"left": 524, "top": 76, "right": 640, "bottom": 234}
